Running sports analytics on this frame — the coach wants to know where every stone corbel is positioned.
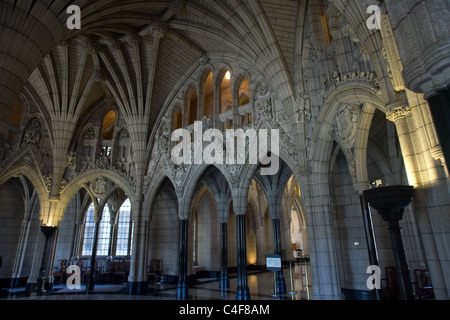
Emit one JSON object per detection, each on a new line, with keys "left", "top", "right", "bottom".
{"left": 430, "top": 145, "right": 446, "bottom": 164}
{"left": 386, "top": 103, "right": 411, "bottom": 123}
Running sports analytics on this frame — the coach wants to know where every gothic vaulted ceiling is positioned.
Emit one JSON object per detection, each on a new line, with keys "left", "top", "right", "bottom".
{"left": 1, "top": 0, "right": 300, "bottom": 146}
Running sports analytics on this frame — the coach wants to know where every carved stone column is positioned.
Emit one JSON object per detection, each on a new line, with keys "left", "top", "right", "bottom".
{"left": 272, "top": 217, "right": 287, "bottom": 295}
{"left": 386, "top": 102, "right": 418, "bottom": 183}
{"left": 219, "top": 222, "right": 229, "bottom": 291}
{"left": 384, "top": 0, "right": 450, "bottom": 166}
{"left": 177, "top": 219, "right": 189, "bottom": 300}
{"left": 236, "top": 212, "right": 250, "bottom": 300}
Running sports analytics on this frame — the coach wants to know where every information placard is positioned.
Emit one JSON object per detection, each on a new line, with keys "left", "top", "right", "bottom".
{"left": 266, "top": 254, "right": 282, "bottom": 271}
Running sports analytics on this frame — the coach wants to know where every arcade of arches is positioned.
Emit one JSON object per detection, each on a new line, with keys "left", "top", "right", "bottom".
{"left": 0, "top": 0, "right": 449, "bottom": 301}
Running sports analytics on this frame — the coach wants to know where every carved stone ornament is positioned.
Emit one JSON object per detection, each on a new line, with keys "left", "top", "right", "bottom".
{"left": 322, "top": 70, "right": 381, "bottom": 102}
{"left": 149, "top": 18, "right": 167, "bottom": 38}
{"left": 257, "top": 82, "right": 269, "bottom": 97}
{"left": 95, "top": 155, "right": 110, "bottom": 169}
{"left": 334, "top": 103, "right": 358, "bottom": 147}
{"left": 255, "top": 95, "right": 273, "bottom": 124}
{"left": 93, "top": 67, "right": 106, "bottom": 82}
{"left": 169, "top": 0, "right": 186, "bottom": 14}
{"left": 81, "top": 37, "right": 98, "bottom": 55}
{"left": 297, "top": 93, "right": 312, "bottom": 123}
{"left": 83, "top": 127, "right": 96, "bottom": 139}
{"left": 198, "top": 53, "right": 210, "bottom": 65}
{"left": 118, "top": 128, "right": 130, "bottom": 140}
{"left": 22, "top": 118, "right": 42, "bottom": 147}
{"left": 386, "top": 105, "right": 411, "bottom": 122}
{"left": 225, "top": 164, "right": 241, "bottom": 189}
{"left": 90, "top": 176, "right": 112, "bottom": 199}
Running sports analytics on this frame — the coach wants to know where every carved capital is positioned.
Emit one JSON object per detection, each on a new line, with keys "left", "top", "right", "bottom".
{"left": 106, "top": 38, "right": 121, "bottom": 50}
{"left": 126, "top": 34, "right": 141, "bottom": 47}
{"left": 198, "top": 52, "right": 210, "bottom": 65}
{"left": 150, "top": 19, "right": 167, "bottom": 38}
{"left": 386, "top": 105, "right": 411, "bottom": 122}
{"left": 93, "top": 67, "right": 106, "bottom": 82}
{"left": 169, "top": 0, "right": 186, "bottom": 14}
{"left": 81, "top": 37, "right": 99, "bottom": 55}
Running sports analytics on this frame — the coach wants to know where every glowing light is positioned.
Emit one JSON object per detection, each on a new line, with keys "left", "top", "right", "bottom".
{"left": 225, "top": 71, "right": 231, "bottom": 80}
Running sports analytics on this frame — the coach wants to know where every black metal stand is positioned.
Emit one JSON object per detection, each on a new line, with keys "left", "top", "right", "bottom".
{"left": 87, "top": 221, "right": 100, "bottom": 292}
{"left": 36, "top": 225, "right": 57, "bottom": 295}
{"left": 364, "top": 185, "right": 415, "bottom": 300}
{"left": 359, "top": 194, "right": 383, "bottom": 300}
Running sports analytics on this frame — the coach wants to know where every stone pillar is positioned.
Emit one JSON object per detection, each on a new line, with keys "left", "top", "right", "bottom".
{"left": 386, "top": 99, "right": 450, "bottom": 299}
{"left": 384, "top": 0, "right": 450, "bottom": 166}
{"left": 272, "top": 217, "right": 287, "bottom": 295}
{"left": 108, "top": 212, "right": 117, "bottom": 257}
{"left": 177, "top": 219, "right": 189, "bottom": 300}
{"left": 10, "top": 218, "right": 31, "bottom": 288}
{"left": 305, "top": 163, "right": 341, "bottom": 300}
{"left": 235, "top": 212, "right": 250, "bottom": 300}
{"left": 127, "top": 199, "right": 149, "bottom": 295}
{"left": 219, "top": 222, "right": 229, "bottom": 290}
{"left": 427, "top": 87, "right": 450, "bottom": 166}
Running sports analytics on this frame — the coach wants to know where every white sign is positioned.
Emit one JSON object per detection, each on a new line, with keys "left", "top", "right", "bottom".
{"left": 266, "top": 254, "right": 282, "bottom": 271}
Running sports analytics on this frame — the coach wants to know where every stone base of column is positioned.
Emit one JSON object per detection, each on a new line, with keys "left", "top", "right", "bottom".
{"left": 24, "top": 283, "right": 35, "bottom": 297}
{"left": 220, "top": 274, "right": 229, "bottom": 290}
{"left": 236, "top": 285, "right": 250, "bottom": 300}
{"left": 127, "top": 281, "right": 148, "bottom": 295}
{"left": 177, "top": 280, "right": 189, "bottom": 300}
{"left": 276, "top": 273, "right": 287, "bottom": 295}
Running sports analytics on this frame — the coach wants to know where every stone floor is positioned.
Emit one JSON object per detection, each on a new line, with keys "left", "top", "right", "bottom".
{"left": 2, "top": 263, "right": 311, "bottom": 301}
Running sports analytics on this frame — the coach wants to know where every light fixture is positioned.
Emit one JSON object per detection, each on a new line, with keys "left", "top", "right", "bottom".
{"left": 225, "top": 71, "right": 231, "bottom": 80}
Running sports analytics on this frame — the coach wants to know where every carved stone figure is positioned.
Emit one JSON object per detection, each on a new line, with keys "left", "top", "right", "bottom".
{"left": 334, "top": 103, "right": 358, "bottom": 147}
{"left": 22, "top": 118, "right": 42, "bottom": 147}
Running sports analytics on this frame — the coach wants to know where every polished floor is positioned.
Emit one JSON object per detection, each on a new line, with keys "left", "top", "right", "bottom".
{"left": 3, "top": 262, "right": 311, "bottom": 300}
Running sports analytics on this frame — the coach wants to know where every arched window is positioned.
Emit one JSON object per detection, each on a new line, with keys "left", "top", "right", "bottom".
{"left": 220, "top": 71, "right": 232, "bottom": 113}
{"left": 321, "top": 10, "right": 333, "bottom": 47}
{"left": 101, "top": 110, "right": 116, "bottom": 140}
{"left": 81, "top": 202, "right": 111, "bottom": 256}
{"left": 8, "top": 99, "right": 24, "bottom": 127}
{"left": 81, "top": 204, "right": 96, "bottom": 256}
{"left": 203, "top": 72, "right": 214, "bottom": 117}
{"left": 116, "top": 199, "right": 133, "bottom": 256}
{"left": 101, "top": 110, "right": 115, "bottom": 157}
{"left": 172, "top": 106, "right": 182, "bottom": 131}
{"left": 187, "top": 88, "right": 198, "bottom": 125}
{"left": 238, "top": 78, "right": 249, "bottom": 106}
{"left": 238, "top": 77, "right": 251, "bottom": 126}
